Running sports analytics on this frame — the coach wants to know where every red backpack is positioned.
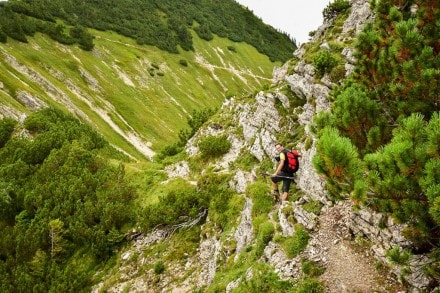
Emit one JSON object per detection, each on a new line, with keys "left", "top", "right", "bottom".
{"left": 284, "top": 150, "right": 300, "bottom": 173}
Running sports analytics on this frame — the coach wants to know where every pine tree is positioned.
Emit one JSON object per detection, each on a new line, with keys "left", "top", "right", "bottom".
{"left": 362, "top": 113, "right": 439, "bottom": 244}
{"left": 313, "top": 127, "right": 363, "bottom": 198}
{"left": 314, "top": 0, "right": 440, "bottom": 254}
{"left": 329, "top": 83, "right": 385, "bottom": 152}
{"left": 354, "top": 1, "right": 440, "bottom": 126}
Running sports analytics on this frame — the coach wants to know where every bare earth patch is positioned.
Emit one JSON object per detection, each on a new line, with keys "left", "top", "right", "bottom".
{"left": 315, "top": 203, "right": 407, "bottom": 292}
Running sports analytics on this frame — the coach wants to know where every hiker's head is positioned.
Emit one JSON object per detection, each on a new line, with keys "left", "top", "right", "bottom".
{"left": 275, "top": 143, "right": 284, "bottom": 153}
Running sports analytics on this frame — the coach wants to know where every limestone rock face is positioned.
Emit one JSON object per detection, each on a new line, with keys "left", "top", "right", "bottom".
{"left": 0, "top": 105, "right": 23, "bottom": 120}
{"left": 16, "top": 91, "right": 47, "bottom": 111}
{"left": 341, "top": 0, "right": 374, "bottom": 37}
{"left": 229, "top": 169, "right": 255, "bottom": 194}
{"left": 233, "top": 197, "right": 254, "bottom": 259}
{"left": 165, "top": 161, "right": 191, "bottom": 180}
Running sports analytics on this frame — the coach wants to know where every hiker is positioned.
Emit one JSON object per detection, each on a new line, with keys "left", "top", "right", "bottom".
{"left": 271, "top": 143, "right": 300, "bottom": 202}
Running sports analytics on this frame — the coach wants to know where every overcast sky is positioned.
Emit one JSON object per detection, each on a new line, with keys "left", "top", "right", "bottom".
{"left": 235, "top": 0, "right": 330, "bottom": 45}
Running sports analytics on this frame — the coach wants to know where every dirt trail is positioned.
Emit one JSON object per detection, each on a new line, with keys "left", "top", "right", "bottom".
{"left": 315, "top": 203, "right": 406, "bottom": 292}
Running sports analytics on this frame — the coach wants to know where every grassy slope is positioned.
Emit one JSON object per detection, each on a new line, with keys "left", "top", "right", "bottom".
{"left": 0, "top": 29, "right": 278, "bottom": 160}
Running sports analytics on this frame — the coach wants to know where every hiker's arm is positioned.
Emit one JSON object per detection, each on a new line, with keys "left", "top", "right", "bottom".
{"left": 272, "top": 159, "right": 284, "bottom": 176}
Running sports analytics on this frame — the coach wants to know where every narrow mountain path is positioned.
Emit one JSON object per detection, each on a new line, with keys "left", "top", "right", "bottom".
{"left": 314, "top": 202, "right": 407, "bottom": 292}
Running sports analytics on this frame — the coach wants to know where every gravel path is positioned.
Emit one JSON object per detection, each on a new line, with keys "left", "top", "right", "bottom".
{"left": 314, "top": 203, "right": 407, "bottom": 292}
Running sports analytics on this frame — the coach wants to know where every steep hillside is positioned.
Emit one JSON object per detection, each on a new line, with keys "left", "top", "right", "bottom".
{"left": 0, "top": 29, "right": 278, "bottom": 160}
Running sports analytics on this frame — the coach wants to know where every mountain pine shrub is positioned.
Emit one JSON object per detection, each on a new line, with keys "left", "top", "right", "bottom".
{"left": 313, "top": 50, "right": 338, "bottom": 78}
{"left": 313, "top": 127, "right": 363, "bottom": 198}
{"left": 282, "top": 224, "right": 310, "bottom": 258}
{"left": 0, "top": 109, "right": 136, "bottom": 291}
{"left": 315, "top": 0, "right": 440, "bottom": 262}
{"left": 362, "top": 113, "right": 439, "bottom": 245}
{"left": 323, "top": 0, "right": 351, "bottom": 21}
{"left": 198, "top": 135, "right": 231, "bottom": 159}
{"left": 0, "top": 28, "right": 6, "bottom": 42}
{"left": 154, "top": 260, "right": 165, "bottom": 274}
{"left": 386, "top": 246, "right": 411, "bottom": 266}
{"left": 255, "top": 222, "right": 275, "bottom": 258}
{"left": 0, "top": 118, "right": 16, "bottom": 148}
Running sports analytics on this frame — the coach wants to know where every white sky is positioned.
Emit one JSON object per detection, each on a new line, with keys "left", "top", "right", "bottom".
{"left": 235, "top": 0, "right": 330, "bottom": 45}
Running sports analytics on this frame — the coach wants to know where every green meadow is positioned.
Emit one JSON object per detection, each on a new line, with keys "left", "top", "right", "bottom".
{"left": 0, "top": 29, "right": 279, "bottom": 160}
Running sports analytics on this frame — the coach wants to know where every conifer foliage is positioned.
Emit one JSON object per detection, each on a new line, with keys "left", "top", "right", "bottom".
{"left": 314, "top": 0, "right": 439, "bottom": 281}
{"left": 0, "top": 108, "right": 135, "bottom": 292}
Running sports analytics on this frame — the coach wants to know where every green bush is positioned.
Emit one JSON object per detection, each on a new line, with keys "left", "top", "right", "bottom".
{"left": 178, "top": 108, "right": 216, "bottom": 146}
{"left": 255, "top": 222, "right": 275, "bottom": 257}
{"left": 282, "top": 224, "right": 310, "bottom": 258}
{"left": 293, "top": 277, "right": 324, "bottom": 293}
{"left": 301, "top": 259, "right": 325, "bottom": 277}
{"left": 141, "top": 186, "right": 206, "bottom": 230}
{"left": 198, "top": 135, "right": 231, "bottom": 158}
{"left": 0, "top": 108, "right": 135, "bottom": 291}
{"left": 194, "top": 23, "right": 213, "bottom": 41}
{"left": 313, "top": 50, "right": 338, "bottom": 78}
{"left": 323, "top": 0, "right": 350, "bottom": 21}
{"left": 154, "top": 260, "right": 165, "bottom": 274}
{"left": 0, "top": 118, "right": 17, "bottom": 148}
{"left": 0, "top": 28, "right": 7, "bottom": 43}
{"left": 227, "top": 45, "right": 236, "bottom": 52}
{"left": 179, "top": 59, "right": 188, "bottom": 67}
{"left": 156, "top": 143, "right": 183, "bottom": 161}
{"left": 386, "top": 246, "right": 411, "bottom": 265}
{"left": 246, "top": 181, "right": 272, "bottom": 217}
{"left": 198, "top": 172, "right": 235, "bottom": 229}
{"left": 69, "top": 25, "right": 94, "bottom": 50}
{"left": 329, "top": 64, "right": 346, "bottom": 83}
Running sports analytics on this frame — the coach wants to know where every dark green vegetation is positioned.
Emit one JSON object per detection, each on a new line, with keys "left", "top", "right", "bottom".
{"left": 0, "top": 1, "right": 94, "bottom": 50}
{"left": 323, "top": 0, "right": 351, "bottom": 21}
{"left": 313, "top": 0, "right": 439, "bottom": 281}
{"left": 0, "top": 108, "right": 136, "bottom": 292}
{"left": 0, "top": 0, "right": 296, "bottom": 62}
